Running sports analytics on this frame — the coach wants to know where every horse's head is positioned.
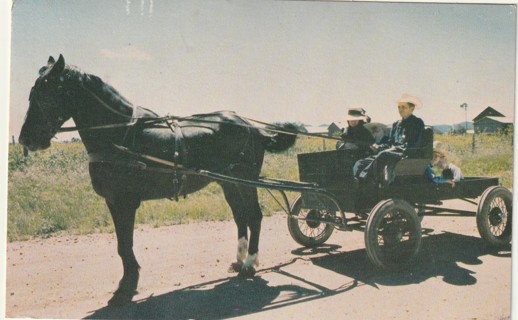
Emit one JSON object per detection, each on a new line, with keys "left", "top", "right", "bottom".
{"left": 19, "top": 54, "right": 74, "bottom": 151}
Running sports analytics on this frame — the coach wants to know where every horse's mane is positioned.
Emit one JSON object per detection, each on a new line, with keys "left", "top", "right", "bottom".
{"left": 63, "top": 64, "right": 159, "bottom": 118}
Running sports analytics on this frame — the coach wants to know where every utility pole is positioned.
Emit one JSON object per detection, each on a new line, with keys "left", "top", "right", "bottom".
{"left": 460, "top": 103, "right": 468, "bottom": 133}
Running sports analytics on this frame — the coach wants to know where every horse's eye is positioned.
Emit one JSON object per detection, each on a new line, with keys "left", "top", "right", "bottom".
{"left": 40, "top": 78, "right": 50, "bottom": 89}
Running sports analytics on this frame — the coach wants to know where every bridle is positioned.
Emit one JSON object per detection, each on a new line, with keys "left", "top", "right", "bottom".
{"left": 27, "top": 81, "right": 70, "bottom": 138}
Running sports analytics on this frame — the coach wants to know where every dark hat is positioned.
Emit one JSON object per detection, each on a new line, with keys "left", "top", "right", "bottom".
{"left": 345, "top": 108, "right": 370, "bottom": 122}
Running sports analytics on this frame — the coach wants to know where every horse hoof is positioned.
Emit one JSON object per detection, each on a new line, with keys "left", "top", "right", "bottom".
{"left": 228, "top": 262, "right": 243, "bottom": 273}
{"left": 238, "top": 266, "right": 256, "bottom": 279}
{"left": 107, "top": 291, "right": 135, "bottom": 306}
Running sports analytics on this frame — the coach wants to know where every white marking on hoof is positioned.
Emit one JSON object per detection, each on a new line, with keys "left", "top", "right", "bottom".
{"left": 243, "top": 253, "right": 259, "bottom": 269}
{"left": 237, "top": 237, "right": 248, "bottom": 263}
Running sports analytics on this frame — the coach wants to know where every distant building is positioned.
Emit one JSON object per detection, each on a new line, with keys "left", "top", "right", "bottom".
{"left": 473, "top": 107, "right": 513, "bottom": 133}
{"left": 327, "top": 123, "right": 341, "bottom": 136}
{"left": 302, "top": 123, "right": 343, "bottom": 136}
{"left": 303, "top": 124, "right": 329, "bottom": 135}
{"left": 305, "top": 122, "right": 391, "bottom": 139}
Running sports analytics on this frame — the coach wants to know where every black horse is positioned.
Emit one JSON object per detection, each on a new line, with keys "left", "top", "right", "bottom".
{"left": 19, "top": 55, "right": 296, "bottom": 306}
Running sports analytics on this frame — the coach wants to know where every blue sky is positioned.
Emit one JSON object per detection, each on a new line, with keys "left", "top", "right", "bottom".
{"left": 6, "top": 1, "right": 517, "bottom": 140}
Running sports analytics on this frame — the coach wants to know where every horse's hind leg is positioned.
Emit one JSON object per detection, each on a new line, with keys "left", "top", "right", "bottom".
{"left": 105, "top": 196, "right": 141, "bottom": 306}
{"left": 222, "top": 184, "right": 262, "bottom": 278}
{"left": 222, "top": 184, "right": 248, "bottom": 271}
{"left": 241, "top": 186, "right": 262, "bottom": 278}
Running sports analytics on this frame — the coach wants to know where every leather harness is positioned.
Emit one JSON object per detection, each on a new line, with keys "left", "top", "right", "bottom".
{"left": 88, "top": 116, "right": 189, "bottom": 201}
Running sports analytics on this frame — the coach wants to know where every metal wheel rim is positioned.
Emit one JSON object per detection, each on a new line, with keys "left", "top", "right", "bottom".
{"left": 488, "top": 196, "right": 509, "bottom": 237}
{"left": 375, "top": 210, "right": 418, "bottom": 261}
{"left": 297, "top": 208, "right": 330, "bottom": 238}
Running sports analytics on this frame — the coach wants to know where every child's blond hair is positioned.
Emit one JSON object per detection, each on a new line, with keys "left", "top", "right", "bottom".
{"left": 433, "top": 150, "right": 446, "bottom": 159}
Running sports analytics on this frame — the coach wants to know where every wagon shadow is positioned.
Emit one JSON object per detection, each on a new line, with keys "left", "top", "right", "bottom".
{"left": 309, "top": 231, "right": 511, "bottom": 288}
{"left": 85, "top": 232, "right": 510, "bottom": 319}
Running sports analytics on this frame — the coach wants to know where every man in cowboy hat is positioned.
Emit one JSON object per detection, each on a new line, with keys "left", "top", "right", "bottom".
{"left": 336, "top": 108, "right": 374, "bottom": 157}
{"left": 353, "top": 94, "right": 425, "bottom": 186}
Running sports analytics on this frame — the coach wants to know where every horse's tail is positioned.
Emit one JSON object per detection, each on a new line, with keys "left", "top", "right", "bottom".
{"left": 262, "top": 123, "right": 298, "bottom": 152}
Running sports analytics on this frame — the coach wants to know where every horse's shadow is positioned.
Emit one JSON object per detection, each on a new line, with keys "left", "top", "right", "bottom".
{"left": 85, "top": 231, "right": 510, "bottom": 319}
{"left": 84, "top": 259, "right": 330, "bottom": 320}
{"left": 85, "top": 276, "right": 313, "bottom": 319}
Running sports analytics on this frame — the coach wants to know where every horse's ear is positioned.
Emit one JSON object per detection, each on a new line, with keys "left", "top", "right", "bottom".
{"left": 44, "top": 54, "right": 65, "bottom": 79}
{"left": 48, "top": 56, "right": 55, "bottom": 64}
{"left": 56, "top": 54, "right": 65, "bottom": 69}
{"left": 38, "top": 66, "right": 47, "bottom": 75}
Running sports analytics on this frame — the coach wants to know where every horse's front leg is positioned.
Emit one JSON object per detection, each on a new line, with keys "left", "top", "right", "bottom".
{"left": 105, "top": 196, "right": 141, "bottom": 306}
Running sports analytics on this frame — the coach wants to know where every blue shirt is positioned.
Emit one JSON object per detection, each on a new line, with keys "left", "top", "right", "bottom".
{"left": 424, "top": 164, "right": 452, "bottom": 183}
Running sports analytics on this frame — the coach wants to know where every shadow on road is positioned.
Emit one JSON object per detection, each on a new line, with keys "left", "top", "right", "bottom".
{"left": 84, "top": 257, "right": 347, "bottom": 320}
{"left": 310, "top": 231, "right": 511, "bottom": 287}
{"left": 85, "top": 232, "right": 510, "bottom": 319}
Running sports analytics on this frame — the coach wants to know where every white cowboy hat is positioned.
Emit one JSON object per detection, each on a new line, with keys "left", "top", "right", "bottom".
{"left": 345, "top": 108, "right": 370, "bottom": 122}
{"left": 397, "top": 94, "right": 422, "bottom": 109}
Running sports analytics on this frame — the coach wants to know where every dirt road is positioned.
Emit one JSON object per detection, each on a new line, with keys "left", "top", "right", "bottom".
{"left": 5, "top": 199, "right": 512, "bottom": 319}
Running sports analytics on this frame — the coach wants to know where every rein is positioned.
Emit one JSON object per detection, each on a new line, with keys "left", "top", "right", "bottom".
{"left": 58, "top": 112, "right": 342, "bottom": 141}
{"left": 56, "top": 84, "right": 340, "bottom": 140}
{"left": 57, "top": 84, "right": 140, "bottom": 132}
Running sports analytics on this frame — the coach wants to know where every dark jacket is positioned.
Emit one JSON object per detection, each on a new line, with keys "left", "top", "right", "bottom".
{"left": 337, "top": 124, "right": 375, "bottom": 156}
{"left": 380, "top": 114, "right": 425, "bottom": 150}
{"left": 354, "top": 114, "right": 425, "bottom": 184}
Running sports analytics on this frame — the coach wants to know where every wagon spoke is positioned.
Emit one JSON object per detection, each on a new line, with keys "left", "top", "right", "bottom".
{"left": 476, "top": 186, "right": 512, "bottom": 247}
{"left": 486, "top": 196, "right": 509, "bottom": 237}
{"left": 365, "top": 201, "right": 422, "bottom": 269}
{"left": 288, "top": 196, "right": 335, "bottom": 247}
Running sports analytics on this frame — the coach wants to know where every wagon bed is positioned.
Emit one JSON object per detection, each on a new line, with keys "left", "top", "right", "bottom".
{"left": 297, "top": 149, "right": 499, "bottom": 207}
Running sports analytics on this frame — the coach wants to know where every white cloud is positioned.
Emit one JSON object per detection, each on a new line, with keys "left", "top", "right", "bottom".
{"left": 100, "top": 47, "right": 152, "bottom": 61}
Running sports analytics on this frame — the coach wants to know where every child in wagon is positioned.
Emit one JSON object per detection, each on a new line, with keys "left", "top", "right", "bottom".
{"left": 425, "top": 149, "right": 463, "bottom": 187}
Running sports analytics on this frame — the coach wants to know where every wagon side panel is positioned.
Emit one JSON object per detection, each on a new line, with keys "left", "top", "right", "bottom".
{"left": 297, "top": 150, "right": 359, "bottom": 212}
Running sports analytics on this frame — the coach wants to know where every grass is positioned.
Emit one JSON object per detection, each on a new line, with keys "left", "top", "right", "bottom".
{"left": 434, "top": 134, "right": 514, "bottom": 188}
{"left": 7, "top": 132, "right": 513, "bottom": 241}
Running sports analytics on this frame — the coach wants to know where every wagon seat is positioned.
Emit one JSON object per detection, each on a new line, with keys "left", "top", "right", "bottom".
{"left": 391, "top": 126, "right": 434, "bottom": 184}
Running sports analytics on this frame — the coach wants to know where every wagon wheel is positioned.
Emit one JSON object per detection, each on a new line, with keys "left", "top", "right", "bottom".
{"left": 287, "top": 195, "right": 335, "bottom": 247}
{"left": 476, "top": 186, "right": 512, "bottom": 246}
{"left": 365, "top": 199, "right": 422, "bottom": 269}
